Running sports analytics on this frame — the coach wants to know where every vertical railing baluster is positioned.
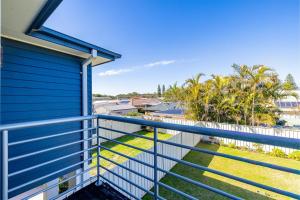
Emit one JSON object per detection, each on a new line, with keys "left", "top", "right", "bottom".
{"left": 96, "top": 118, "right": 102, "bottom": 186}
{"left": 2, "top": 130, "right": 8, "bottom": 200}
{"left": 153, "top": 127, "right": 158, "bottom": 199}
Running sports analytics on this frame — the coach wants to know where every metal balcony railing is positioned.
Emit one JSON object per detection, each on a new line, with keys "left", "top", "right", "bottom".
{"left": 1, "top": 115, "right": 300, "bottom": 200}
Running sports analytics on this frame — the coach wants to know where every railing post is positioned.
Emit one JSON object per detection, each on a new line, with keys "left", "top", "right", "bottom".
{"left": 95, "top": 118, "right": 102, "bottom": 186}
{"left": 153, "top": 127, "right": 158, "bottom": 199}
{"left": 2, "top": 130, "right": 8, "bottom": 200}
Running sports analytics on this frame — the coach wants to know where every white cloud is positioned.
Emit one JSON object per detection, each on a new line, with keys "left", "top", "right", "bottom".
{"left": 145, "top": 60, "right": 176, "bottom": 67}
{"left": 98, "top": 68, "right": 133, "bottom": 77}
{"left": 98, "top": 60, "right": 176, "bottom": 77}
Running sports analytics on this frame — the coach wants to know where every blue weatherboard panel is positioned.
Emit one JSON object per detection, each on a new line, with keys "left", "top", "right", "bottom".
{"left": 1, "top": 87, "right": 80, "bottom": 96}
{"left": 3, "top": 40, "right": 82, "bottom": 66}
{"left": 2, "top": 70, "right": 80, "bottom": 85}
{"left": 2, "top": 79, "right": 80, "bottom": 91}
{"left": 0, "top": 38, "right": 92, "bottom": 198}
{"left": 2, "top": 96, "right": 81, "bottom": 104}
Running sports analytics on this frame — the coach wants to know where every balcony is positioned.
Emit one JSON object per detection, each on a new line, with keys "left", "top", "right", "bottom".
{"left": 1, "top": 115, "right": 299, "bottom": 200}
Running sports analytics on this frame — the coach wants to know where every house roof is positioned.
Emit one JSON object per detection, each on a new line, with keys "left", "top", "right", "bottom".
{"left": 104, "top": 104, "right": 137, "bottom": 111}
{"left": 131, "top": 98, "right": 161, "bottom": 107}
{"left": 144, "top": 102, "right": 178, "bottom": 112}
{"left": 1, "top": 0, "right": 121, "bottom": 66}
{"left": 157, "top": 109, "right": 185, "bottom": 115}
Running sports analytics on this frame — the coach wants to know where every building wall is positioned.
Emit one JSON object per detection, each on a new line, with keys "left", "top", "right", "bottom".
{"left": 0, "top": 38, "right": 92, "bottom": 198}
{"left": 280, "top": 114, "right": 300, "bottom": 126}
{"left": 94, "top": 106, "right": 109, "bottom": 114}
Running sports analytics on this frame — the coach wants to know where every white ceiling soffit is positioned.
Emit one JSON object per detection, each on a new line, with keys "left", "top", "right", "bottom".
{"left": 1, "top": 0, "right": 110, "bottom": 64}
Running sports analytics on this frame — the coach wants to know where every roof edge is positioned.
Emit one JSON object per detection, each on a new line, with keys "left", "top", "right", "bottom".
{"left": 25, "top": 0, "right": 121, "bottom": 64}
{"left": 30, "top": 26, "right": 121, "bottom": 61}
{"left": 25, "top": 0, "right": 63, "bottom": 34}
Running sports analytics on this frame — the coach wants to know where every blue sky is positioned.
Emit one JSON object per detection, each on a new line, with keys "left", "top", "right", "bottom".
{"left": 45, "top": 0, "right": 300, "bottom": 95}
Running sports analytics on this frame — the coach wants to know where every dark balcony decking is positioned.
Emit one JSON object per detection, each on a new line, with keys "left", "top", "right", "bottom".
{"left": 65, "top": 182, "right": 129, "bottom": 200}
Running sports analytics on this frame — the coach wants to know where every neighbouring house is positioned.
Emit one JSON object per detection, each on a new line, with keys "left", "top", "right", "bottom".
{"left": 1, "top": 0, "right": 120, "bottom": 199}
{"left": 94, "top": 104, "right": 138, "bottom": 115}
{"left": 144, "top": 102, "right": 178, "bottom": 113}
{"left": 118, "top": 99, "right": 131, "bottom": 104}
{"left": 276, "top": 90, "right": 300, "bottom": 126}
{"left": 93, "top": 100, "right": 119, "bottom": 109}
{"left": 130, "top": 97, "right": 161, "bottom": 112}
{"left": 92, "top": 96, "right": 113, "bottom": 101}
{"left": 93, "top": 99, "right": 134, "bottom": 115}
{"left": 147, "top": 108, "right": 185, "bottom": 119}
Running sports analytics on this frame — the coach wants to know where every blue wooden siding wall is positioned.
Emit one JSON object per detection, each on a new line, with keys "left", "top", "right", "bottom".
{"left": 1, "top": 38, "right": 92, "bottom": 198}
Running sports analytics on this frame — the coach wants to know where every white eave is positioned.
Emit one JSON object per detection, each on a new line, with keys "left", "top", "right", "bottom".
{"left": 1, "top": 0, "right": 120, "bottom": 66}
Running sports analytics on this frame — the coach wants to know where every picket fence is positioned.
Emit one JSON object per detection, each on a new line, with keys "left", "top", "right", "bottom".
{"left": 100, "top": 131, "right": 202, "bottom": 199}
{"left": 146, "top": 116, "right": 300, "bottom": 154}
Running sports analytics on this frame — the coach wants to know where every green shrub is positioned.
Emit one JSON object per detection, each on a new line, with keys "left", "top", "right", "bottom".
{"left": 59, "top": 177, "right": 69, "bottom": 193}
{"left": 288, "top": 151, "right": 300, "bottom": 161}
{"left": 269, "top": 148, "right": 287, "bottom": 158}
{"left": 125, "top": 112, "right": 142, "bottom": 117}
{"left": 239, "top": 146, "right": 249, "bottom": 151}
{"left": 228, "top": 142, "right": 236, "bottom": 149}
{"left": 253, "top": 143, "right": 264, "bottom": 153}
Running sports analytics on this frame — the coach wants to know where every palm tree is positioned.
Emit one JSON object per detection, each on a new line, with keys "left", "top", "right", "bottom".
{"left": 202, "top": 80, "right": 213, "bottom": 121}
{"left": 232, "top": 64, "right": 251, "bottom": 124}
{"left": 184, "top": 73, "right": 204, "bottom": 120}
{"left": 211, "top": 75, "right": 229, "bottom": 122}
{"left": 164, "top": 82, "right": 183, "bottom": 103}
{"left": 165, "top": 64, "right": 295, "bottom": 126}
{"left": 246, "top": 65, "right": 272, "bottom": 125}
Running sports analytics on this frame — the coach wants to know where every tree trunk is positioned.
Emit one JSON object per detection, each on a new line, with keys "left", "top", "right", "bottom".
{"left": 252, "top": 95, "right": 255, "bottom": 126}
{"left": 252, "top": 88, "right": 256, "bottom": 126}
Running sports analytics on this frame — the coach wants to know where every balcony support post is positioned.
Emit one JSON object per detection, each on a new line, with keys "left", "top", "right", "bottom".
{"left": 153, "top": 127, "right": 159, "bottom": 199}
{"left": 95, "top": 118, "right": 102, "bottom": 186}
{"left": 2, "top": 130, "right": 8, "bottom": 200}
{"left": 80, "top": 50, "right": 97, "bottom": 187}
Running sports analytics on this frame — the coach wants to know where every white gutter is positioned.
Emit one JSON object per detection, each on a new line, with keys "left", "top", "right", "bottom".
{"left": 77, "top": 49, "right": 97, "bottom": 187}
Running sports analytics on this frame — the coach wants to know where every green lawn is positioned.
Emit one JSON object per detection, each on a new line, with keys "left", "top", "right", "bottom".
{"left": 144, "top": 143, "right": 300, "bottom": 200}
{"left": 90, "top": 130, "right": 172, "bottom": 176}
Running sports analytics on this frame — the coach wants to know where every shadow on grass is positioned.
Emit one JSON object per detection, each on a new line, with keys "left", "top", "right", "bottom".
{"left": 144, "top": 142, "right": 273, "bottom": 200}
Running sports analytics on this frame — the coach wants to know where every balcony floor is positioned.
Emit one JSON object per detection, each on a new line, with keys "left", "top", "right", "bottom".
{"left": 64, "top": 182, "right": 129, "bottom": 200}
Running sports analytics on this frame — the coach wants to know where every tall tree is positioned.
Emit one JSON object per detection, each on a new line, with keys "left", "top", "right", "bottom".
{"left": 162, "top": 84, "right": 166, "bottom": 95}
{"left": 184, "top": 73, "right": 204, "bottom": 120}
{"left": 202, "top": 80, "right": 213, "bottom": 121}
{"left": 284, "top": 74, "right": 298, "bottom": 90}
{"left": 164, "top": 83, "right": 184, "bottom": 103}
{"left": 164, "top": 64, "right": 294, "bottom": 126}
{"left": 211, "top": 75, "right": 229, "bottom": 123}
{"left": 157, "top": 84, "right": 162, "bottom": 97}
{"left": 247, "top": 65, "right": 273, "bottom": 125}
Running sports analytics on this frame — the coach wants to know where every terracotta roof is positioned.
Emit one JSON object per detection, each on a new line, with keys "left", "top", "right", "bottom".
{"left": 131, "top": 98, "right": 161, "bottom": 107}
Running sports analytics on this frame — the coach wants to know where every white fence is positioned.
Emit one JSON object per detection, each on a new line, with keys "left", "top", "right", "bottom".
{"left": 93, "top": 119, "right": 142, "bottom": 145}
{"left": 146, "top": 116, "right": 300, "bottom": 154}
{"left": 101, "top": 131, "right": 202, "bottom": 199}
